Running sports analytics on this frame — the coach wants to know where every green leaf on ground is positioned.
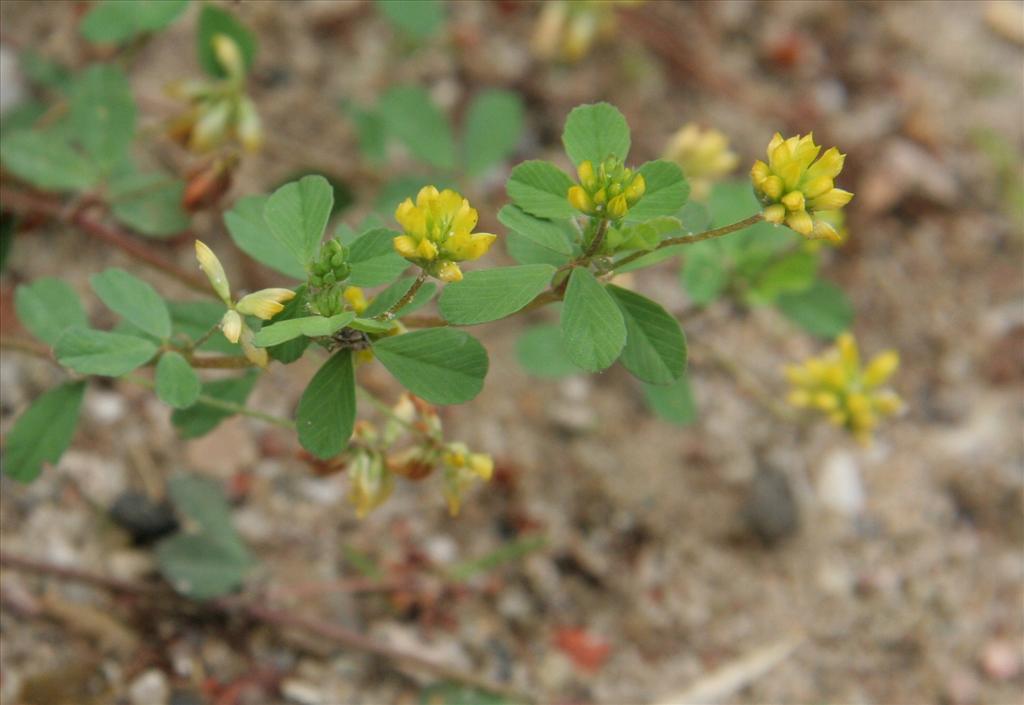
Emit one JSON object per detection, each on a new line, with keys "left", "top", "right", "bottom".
{"left": 156, "top": 474, "right": 252, "bottom": 600}
{"left": 643, "top": 373, "right": 697, "bottom": 426}
{"left": 776, "top": 279, "right": 854, "bottom": 338}
{"left": 109, "top": 171, "right": 191, "bottom": 238}
{"left": 68, "top": 64, "right": 136, "bottom": 171}
{"left": 379, "top": 86, "right": 455, "bottom": 170}
{"left": 0, "top": 130, "right": 97, "bottom": 191}
{"left": 81, "top": 0, "right": 188, "bottom": 43}
{"left": 2, "top": 381, "right": 86, "bottom": 483}
{"left": 516, "top": 323, "right": 582, "bottom": 378}
{"left": 375, "top": 0, "right": 445, "bottom": 39}
{"left": 463, "top": 89, "right": 523, "bottom": 176}
{"left": 15, "top": 278, "right": 88, "bottom": 346}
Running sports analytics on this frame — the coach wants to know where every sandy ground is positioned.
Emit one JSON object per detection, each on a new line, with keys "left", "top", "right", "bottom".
{"left": 1, "top": 1, "right": 1022, "bottom": 704}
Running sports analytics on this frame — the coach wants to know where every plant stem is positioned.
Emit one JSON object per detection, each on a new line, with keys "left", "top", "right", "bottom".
{"left": 582, "top": 217, "right": 610, "bottom": 259}
{"left": 378, "top": 269, "right": 427, "bottom": 320}
{"left": 124, "top": 373, "right": 295, "bottom": 429}
{"left": 0, "top": 186, "right": 209, "bottom": 294}
{"left": 612, "top": 212, "right": 765, "bottom": 272}
{"left": 0, "top": 551, "right": 535, "bottom": 703}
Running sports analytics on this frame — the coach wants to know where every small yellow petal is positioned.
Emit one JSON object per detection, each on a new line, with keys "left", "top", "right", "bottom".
{"left": 415, "top": 185, "right": 439, "bottom": 207}
{"left": 393, "top": 234, "right": 419, "bottom": 259}
{"left": 240, "top": 324, "right": 268, "bottom": 367}
{"left": 781, "top": 190, "right": 805, "bottom": 212}
{"left": 417, "top": 238, "right": 438, "bottom": 261}
{"left": 468, "top": 453, "right": 493, "bottom": 480}
{"left": 785, "top": 210, "right": 814, "bottom": 236}
{"left": 235, "top": 288, "right": 295, "bottom": 319}
{"left": 221, "top": 309, "right": 242, "bottom": 343}
{"left": 568, "top": 185, "right": 593, "bottom": 213}
{"left": 763, "top": 204, "right": 787, "bottom": 224}
{"left": 437, "top": 261, "right": 463, "bottom": 282}
{"left": 195, "top": 240, "right": 231, "bottom": 303}
{"left": 864, "top": 350, "right": 899, "bottom": 387}
{"left": 809, "top": 188, "right": 854, "bottom": 211}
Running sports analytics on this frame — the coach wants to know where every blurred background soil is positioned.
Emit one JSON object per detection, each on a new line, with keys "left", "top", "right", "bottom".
{"left": 1, "top": 1, "right": 1022, "bottom": 704}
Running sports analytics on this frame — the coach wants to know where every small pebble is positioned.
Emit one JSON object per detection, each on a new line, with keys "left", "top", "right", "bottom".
{"left": 128, "top": 669, "right": 169, "bottom": 705}
{"left": 981, "top": 639, "right": 1021, "bottom": 681}
{"left": 109, "top": 490, "right": 179, "bottom": 545}
{"left": 817, "top": 450, "right": 865, "bottom": 517}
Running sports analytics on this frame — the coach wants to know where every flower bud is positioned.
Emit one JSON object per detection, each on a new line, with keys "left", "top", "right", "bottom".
{"left": 236, "top": 288, "right": 296, "bottom": 319}
{"left": 236, "top": 96, "right": 263, "bottom": 153}
{"left": 195, "top": 240, "right": 231, "bottom": 304}
{"left": 568, "top": 185, "right": 594, "bottom": 213}
{"left": 213, "top": 34, "right": 245, "bottom": 80}
{"left": 607, "top": 193, "right": 628, "bottom": 219}
{"left": 577, "top": 160, "right": 596, "bottom": 190}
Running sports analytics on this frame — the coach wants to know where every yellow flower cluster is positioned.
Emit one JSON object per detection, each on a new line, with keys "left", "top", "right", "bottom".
{"left": 664, "top": 123, "right": 738, "bottom": 200}
{"left": 167, "top": 35, "right": 262, "bottom": 153}
{"left": 195, "top": 240, "right": 294, "bottom": 367}
{"left": 785, "top": 333, "right": 903, "bottom": 443}
{"left": 393, "top": 187, "right": 497, "bottom": 283}
{"left": 567, "top": 157, "right": 646, "bottom": 220}
{"left": 751, "top": 133, "right": 853, "bottom": 242}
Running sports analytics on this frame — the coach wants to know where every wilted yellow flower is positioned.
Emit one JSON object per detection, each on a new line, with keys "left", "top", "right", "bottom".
{"left": 166, "top": 35, "right": 263, "bottom": 154}
{"left": 194, "top": 240, "right": 295, "bottom": 367}
{"left": 347, "top": 452, "right": 394, "bottom": 518}
{"left": 664, "top": 123, "right": 739, "bottom": 200}
{"left": 751, "top": 133, "right": 853, "bottom": 242}
{"left": 785, "top": 332, "right": 903, "bottom": 443}
{"left": 532, "top": 0, "right": 639, "bottom": 63}
{"left": 393, "top": 187, "right": 496, "bottom": 282}
{"left": 441, "top": 442, "right": 494, "bottom": 516}
{"left": 567, "top": 156, "right": 645, "bottom": 220}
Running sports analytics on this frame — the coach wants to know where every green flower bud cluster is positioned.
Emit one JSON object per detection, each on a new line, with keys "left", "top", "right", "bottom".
{"left": 306, "top": 239, "right": 351, "bottom": 317}
{"left": 567, "top": 156, "right": 646, "bottom": 220}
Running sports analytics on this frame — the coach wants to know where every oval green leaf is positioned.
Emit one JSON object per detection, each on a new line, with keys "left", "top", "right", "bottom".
{"left": 225, "top": 195, "right": 308, "bottom": 279}
{"left": 560, "top": 268, "right": 626, "bottom": 372}
{"left": 263, "top": 175, "right": 334, "bottom": 269}
{"left": 607, "top": 284, "right": 687, "bottom": 384}
{"left": 439, "top": 264, "right": 554, "bottom": 325}
{"left": 506, "top": 160, "right": 576, "bottom": 220}
{"left": 253, "top": 312, "right": 355, "bottom": 348}
{"left": 373, "top": 328, "right": 488, "bottom": 405}
{"left": 56, "top": 328, "right": 158, "bottom": 376}
{"left": 561, "top": 102, "right": 631, "bottom": 167}
{"left": 297, "top": 350, "right": 356, "bottom": 459}
{"left": 624, "top": 160, "right": 690, "bottom": 223}
{"left": 155, "top": 351, "right": 201, "bottom": 409}
{"left": 497, "top": 204, "right": 573, "bottom": 255}
{"left": 2, "top": 381, "right": 86, "bottom": 483}
{"left": 516, "top": 324, "right": 582, "bottom": 378}
{"left": 15, "top": 278, "right": 88, "bottom": 346}
{"left": 91, "top": 267, "right": 172, "bottom": 340}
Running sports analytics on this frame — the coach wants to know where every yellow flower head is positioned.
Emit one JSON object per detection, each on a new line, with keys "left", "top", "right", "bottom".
{"left": 784, "top": 333, "right": 903, "bottom": 444}
{"left": 664, "top": 123, "right": 738, "bottom": 200}
{"left": 441, "top": 442, "right": 494, "bottom": 516}
{"left": 393, "top": 186, "right": 497, "bottom": 280}
{"left": 567, "top": 156, "right": 645, "bottom": 219}
{"left": 751, "top": 133, "right": 853, "bottom": 243}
